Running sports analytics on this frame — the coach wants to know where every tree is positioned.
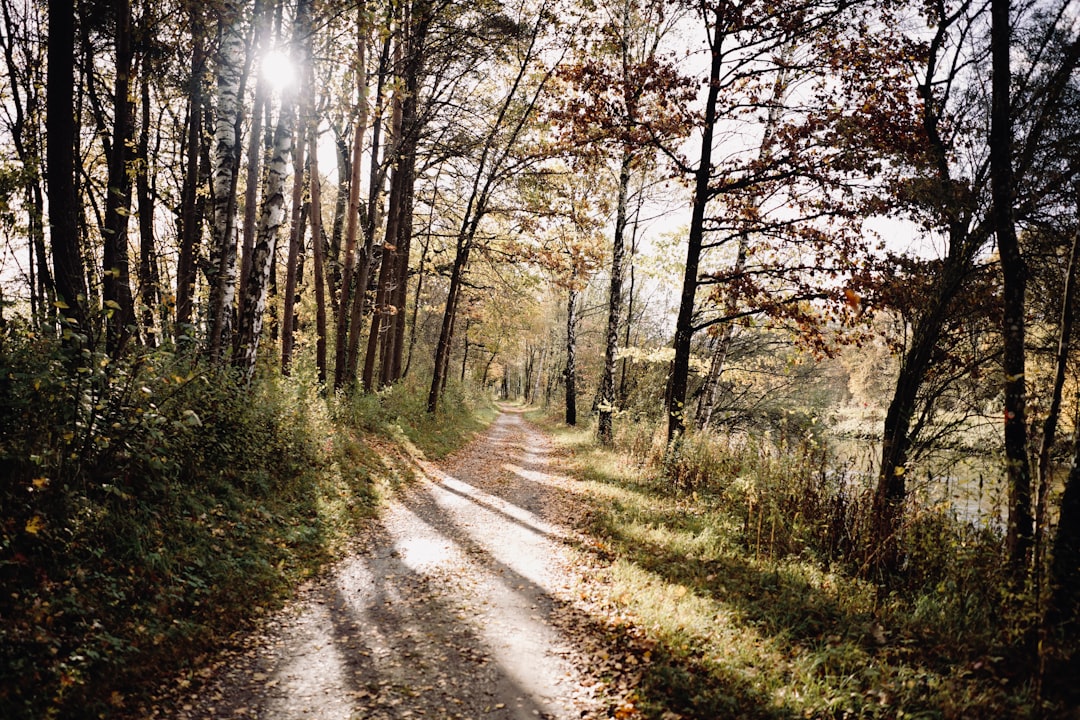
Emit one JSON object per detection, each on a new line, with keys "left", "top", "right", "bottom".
{"left": 332, "top": 1, "right": 371, "bottom": 390}
{"left": 553, "top": 0, "right": 689, "bottom": 445}
{"left": 46, "top": 0, "right": 87, "bottom": 332}
{"left": 234, "top": 0, "right": 310, "bottom": 381}
{"left": 97, "top": 0, "right": 138, "bottom": 355}
{"left": 662, "top": 0, "right": 891, "bottom": 446}
{"left": 866, "top": 0, "right": 1080, "bottom": 578}
{"left": 0, "top": 0, "right": 53, "bottom": 327}
{"left": 175, "top": 2, "right": 208, "bottom": 343}
{"left": 206, "top": 1, "right": 251, "bottom": 361}
{"left": 426, "top": 2, "right": 562, "bottom": 413}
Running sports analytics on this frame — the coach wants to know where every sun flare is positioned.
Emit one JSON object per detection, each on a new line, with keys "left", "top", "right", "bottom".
{"left": 260, "top": 49, "right": 297, "bottom": 91}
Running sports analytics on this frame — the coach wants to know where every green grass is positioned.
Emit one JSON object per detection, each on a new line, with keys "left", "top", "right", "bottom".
{"left": 533, "top": 415, "right": 1049, "bottom": 719}
{"left": 0, "top": 326, "right": 493, "bottom": 719}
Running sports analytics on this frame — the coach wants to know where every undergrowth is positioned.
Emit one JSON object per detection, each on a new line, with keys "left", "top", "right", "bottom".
{"left": 0, "top": 321, "right": 488, "bottom": 719}
{"left": 532, "top": 411, "right": 1056, "bottom": 719}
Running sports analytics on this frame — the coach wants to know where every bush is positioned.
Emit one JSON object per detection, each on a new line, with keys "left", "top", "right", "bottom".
{"left": 0, "top": 324, "right": 376, "bottom": 719}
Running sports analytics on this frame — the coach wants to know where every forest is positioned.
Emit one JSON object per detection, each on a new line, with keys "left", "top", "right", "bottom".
{"left": 2, "top": 0, "right": 1080, "bottom": 716}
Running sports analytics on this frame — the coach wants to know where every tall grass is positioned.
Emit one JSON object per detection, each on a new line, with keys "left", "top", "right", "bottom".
{"left": 0, "top": 322, "right": 489, "bottom": 719}
{"left": 537, "top": 413, "right": 1049, "bottom": 719}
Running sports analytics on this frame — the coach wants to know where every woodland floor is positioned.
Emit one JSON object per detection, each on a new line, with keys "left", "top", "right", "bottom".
{"left": 136, "top": 407, "right": 645, "bottom": 720}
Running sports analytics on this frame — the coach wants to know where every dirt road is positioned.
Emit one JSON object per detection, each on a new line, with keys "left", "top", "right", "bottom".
{"left": 152, "top": 408, "right": 615, "bottom": 720}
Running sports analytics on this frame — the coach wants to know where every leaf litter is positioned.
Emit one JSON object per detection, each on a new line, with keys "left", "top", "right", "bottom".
{"left": 131, "top": 408, "right": 659, "bottom": 720}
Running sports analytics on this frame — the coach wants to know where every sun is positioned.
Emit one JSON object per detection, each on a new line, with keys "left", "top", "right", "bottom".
{"left": 260, "top": 49, "right": 297, "bottom": 91}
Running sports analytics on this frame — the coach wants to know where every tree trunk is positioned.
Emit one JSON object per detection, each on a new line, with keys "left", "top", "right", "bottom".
{"left": 991, "top": 0, "right": 1034, "bottom": 576}
{"left": 403, "top": 228, "right": 429, "bottom": 378}
{"left": 238, "top": 1, "right": 276, "bottom": 305}
{"left": 333, "top": 2, "right": 369, "bottom": 389}
{"left": 136, "top": 62, "right": 162, "bottom": 348}
{"left": 308, "top": 107, "right": 328, "bottom": 383}
{"left": 1045, "top": 441, "right": 1080, "bottom": 691}
{"left": 668, "top": 7, "right": 723, "bottom": 444}
{"left": 280, "top": 0, "right": 315, "bottom": 374}
{"left": 597, "top": 148, "right": 632, "bottom": 446}
{"left": 384, "top": 151, "right": 416, "bottom": 386}
{"left": 234, "top": 1, "right": 306, "bottom": 381}
{"left": 1035, "top": 216, "right": 1080, "bottom": 596}
{"left": 46, "top": 0, "right": 87, "bottom": 330}
{"left": 280, "top": 124, "right": 307, "bottom": 375}
{"left": 101, "top": 0, "right": 137, "bottom": 355}
{"left": 565, "top": 283, "right": 579, "bottom": 426}
{"left": 361, "top": 164, "right": 401, "bottom": 390}
{"left": 871, "top": 233, "right": 978, "bottom": 577}
{"left": 0, "top": 0, "right": 54, "bottom": 328}
{"left": 175, "top": 5, "right": 205, "bottom": 343}
{"left": 206, "top": 7, "right": 248, "bottom": 361}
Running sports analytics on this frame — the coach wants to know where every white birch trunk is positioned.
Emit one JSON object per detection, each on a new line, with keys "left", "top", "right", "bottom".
{"left": 207, "top": 13, "right": 246, "bottom": 358}
{"left": 235, "top": 100, "right": 295, "bottom": 379}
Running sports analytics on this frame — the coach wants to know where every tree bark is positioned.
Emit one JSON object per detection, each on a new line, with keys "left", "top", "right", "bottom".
{"left": 101, "top": 0, "right": 138, "bottom": 355}
{"left": 175, "top": 5, "right": 206, "bottom": 343}
{"left": 991, "top": 0, "right": 1033, "bottom": 575}
{"left": 333, "top": 2, "right": 369, "bottom": 389}
{"left": 668, "top": 6, "right": 722, "bottom": 444}
{"left": 597, "top": 148, "right": 632, "bottom": 445}
{"left": 1035, "top": 215, "right": 1080, "bottom": 596}
{"left": 308, "top": 109, "right": 329, "bottom": 383}
{"left": 136, "top": 61, "right": 162, "bottom": 348}
{"left": 281, "top": 0, "right": 316, "bottom": 375}
{"left": 207, "top": 5, "right": 249, "bottom": 361}
{"left": 238, "top": 0, "right": 276, "bottom": 305}
{"left": 235, "top": 1, "right": 306, "bottom": 381}
{"left": 280, "top": 126, "right": 307, "bottom": 375}
{"left": 565, "top": 283, "right": 579, "bottom": 426}
{"left": 46, "top": 0, "right": 87, "bottom": 331}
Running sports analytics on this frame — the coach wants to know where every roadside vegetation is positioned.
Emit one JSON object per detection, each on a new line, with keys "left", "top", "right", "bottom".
{"left": 533, "top": 410, "right": 1060, "bottom": 719}
{"left": 0, "top": 324, "right": 490, "bottom": 719}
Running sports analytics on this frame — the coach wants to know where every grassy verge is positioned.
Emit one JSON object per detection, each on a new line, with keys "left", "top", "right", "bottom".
{"left": 530, "top": 412, "right": 1046, "bottom": 719}
{"left": 0, "top": 326, "right": 491, "bottom": 719}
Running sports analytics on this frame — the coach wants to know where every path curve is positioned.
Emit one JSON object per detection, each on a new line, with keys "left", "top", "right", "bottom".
{"left": 152, "top": 407, "right": 609, "bottom": 720}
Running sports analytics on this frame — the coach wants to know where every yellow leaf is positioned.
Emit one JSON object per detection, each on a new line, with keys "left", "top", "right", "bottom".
{"left": 25, "top": 516, "right": 45, "bottom": 535}
{"left": 32, "top": 477, "right": 50, "bottom": 489}
{"left": 894, "top": 466, "right": 905, "bottom": 476}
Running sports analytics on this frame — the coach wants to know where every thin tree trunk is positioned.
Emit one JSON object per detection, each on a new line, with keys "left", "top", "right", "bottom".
{"left": 333, "top": 2, "right": 369, "bottom": 389}
{"left": 280, "top": 125, "right": 307, "bottom": 374}
{"left": 235, "top": 0, "right": 307, "bottom": 381}
{"left": 308, "top": 108, "right": 328, "bottom": 382}
{"left": 384, "top": 153, "right": 416, "bottom": 386}
{"left": 992, "top": 0, "right": 1033, "bottom": 575}
{"left": 353, "top": 34, "right": 398, "bottom": 389}
{"left": 427, "top": 9, "right": 550, "bottom": 413}
{"left": 565, "top": 283, "right": 578, "bottom": 426}
{"left": 597, "top": 147, "right": 632, "bottom": 446}
{"left": 668, "top": 6, "right": 723, "bottom": 443}
{"left": 136, "top": 62, "right": 161, "bottom": 348}
{"left": 1035, "top": 213, "right": 1080, "bottom": 596}
{"left": 102, "top": 0, "right": 137, "bottom": 355}
{"left": 237, "top": 2, "right": 276, "bottom": 304}
{"left": 403, "top": 229, "right": 429, "bottom": 378}
{"left": 46, "top": 0, "right": 87, "bottom": 330}
{"left": 207, "top": 7, "right": 249, "bottom": 361}
{"left": 361, "top": 163, "right": 403, "bottom": 389}
{"left": 280, "top": 0, "right": 316, "bottom": 375}
{"left": 175, "top": 6, "right": 205, "bottom": 342}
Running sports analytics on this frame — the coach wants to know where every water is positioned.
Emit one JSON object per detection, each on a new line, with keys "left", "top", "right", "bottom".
{"left": 827, "top": 435, "right": 1009, "bottom": 532}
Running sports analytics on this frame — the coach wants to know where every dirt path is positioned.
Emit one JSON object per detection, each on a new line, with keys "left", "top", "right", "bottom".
{"left": 151, "top": 407, "right": 619, "bottom": 720}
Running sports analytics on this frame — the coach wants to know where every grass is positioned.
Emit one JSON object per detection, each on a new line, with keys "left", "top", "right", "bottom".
{"left": 0, "top": 325, "right": 492, "bottom": 719}
{"left": 530, "top": 412, "right": 1050, "bottom": 719}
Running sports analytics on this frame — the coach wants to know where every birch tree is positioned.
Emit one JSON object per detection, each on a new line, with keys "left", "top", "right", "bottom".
{"left": 235, "top": 0, "right": 310, "bottom": 380}
{"left": 206, "top": 2, "right": 250, "bottom": 361}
